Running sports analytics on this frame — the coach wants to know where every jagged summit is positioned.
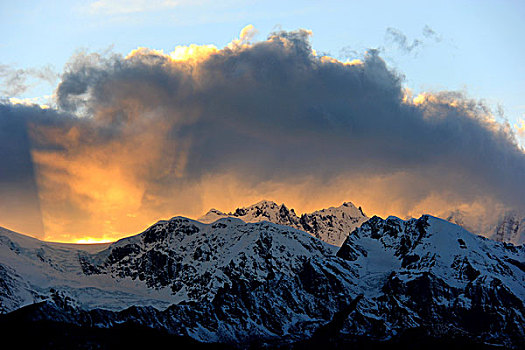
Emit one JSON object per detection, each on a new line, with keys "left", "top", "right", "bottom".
{"left": 198, "top": 200, "right": 368, "bottom": 246}
{"left": 200, "top": 200, "right": 293, "bottom": 222}
{"left": 251, "top": 199, "right": 283, "bottom": 207}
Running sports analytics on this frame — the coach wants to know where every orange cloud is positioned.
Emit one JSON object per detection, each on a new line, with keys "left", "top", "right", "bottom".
{"left": 2, "top": 28, "right": 523, "bottom": 244}
{"left": 515, "top": 118, "right": 525, "bottom": 139}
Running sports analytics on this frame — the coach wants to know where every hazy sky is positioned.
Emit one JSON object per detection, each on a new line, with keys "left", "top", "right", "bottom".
{"left": 0, "top": 1, "right": 524, "bottom": 242}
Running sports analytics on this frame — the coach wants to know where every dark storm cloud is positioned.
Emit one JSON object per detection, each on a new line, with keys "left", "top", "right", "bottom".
{"left": 0, "top": 103, "right": 60, "bottom": 237}
{"left": 1, "top": 28, "right": 524, "bottom": 239}
{"left": 56, "top": 29, "right": 525, "bottom": 207}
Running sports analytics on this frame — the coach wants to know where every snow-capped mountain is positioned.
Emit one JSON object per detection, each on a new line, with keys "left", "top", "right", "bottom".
{"left": 0, "top": 225, "right": 175, "bottom": 313}
{"left": 199, "top": 200, "right": 368, "bottom": 246}
{"left": 82, "top": 217, "right": 337, "bottom": 304}
{"left": 336, "top": 215, "right": 524, "bottom": 347}
{"left": 0, "top": 214, "right": 523, "bottom": 347}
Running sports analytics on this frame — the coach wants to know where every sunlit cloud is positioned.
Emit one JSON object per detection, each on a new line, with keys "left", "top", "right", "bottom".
{"left": 515, "top": 118, "right": 525, "bottom": 138}
{"left": 1, "top": 27, "right": 524, "bottom": 242}
{"left": 72, "top": 237, "right": 115, "bottom": 244}
{"left": 239, "top": 24, "right": 258, "bottom": 42}
{"left": 8, "top": 96, "right": 52, "bottom": 109}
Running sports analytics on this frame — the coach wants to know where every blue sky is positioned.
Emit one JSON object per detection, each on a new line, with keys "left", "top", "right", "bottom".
{"left": 1, "top": 0, "right": 524, "bottom": 139}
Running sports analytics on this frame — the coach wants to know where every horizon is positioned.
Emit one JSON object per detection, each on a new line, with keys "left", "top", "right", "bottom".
{"left": 0, "top": 197, "right": 509, "bottom": 244}
{"left": 0, "top": 198, "right": 365, "bottom": 243}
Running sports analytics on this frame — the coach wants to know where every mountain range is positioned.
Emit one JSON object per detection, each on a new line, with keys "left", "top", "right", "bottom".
{"left": 199, "top": 200, "right": 368, "bottom": 246}
{"left": 200, "top": 200, "right": 525, "bottom": 246}
{"left": 0, "top": 200, "right": 524, "bottom": 348}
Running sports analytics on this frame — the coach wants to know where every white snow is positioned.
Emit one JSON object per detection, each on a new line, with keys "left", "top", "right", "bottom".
{"left": 198, "top": 200, "right": 368, "bottom": 246}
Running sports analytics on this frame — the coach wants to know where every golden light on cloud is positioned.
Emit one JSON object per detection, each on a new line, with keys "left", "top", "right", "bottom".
{"left": 515, "top": 118, "right": 525, "bottom": 138}
{"left": 412, "top": 92, "right": 436, "bottom": 106}
{"left": 72, "top": 237, "right": 115, "bottom": 244}
{"left": 320, "top": 57, "right": 363, "bottom": 66}
{"left": 411, "top": 92, "right": 465, "bottom": 110}
{"left": 170, "top": 44, "right": 219, "bottom": 62}
{"left": 127, "top": 25, "right": 259, "bottom": 65}
{"left": 9, "top": 97, "right": 51, "bottom": 109}
{"left": 239, "top": 24, "right": 257, "bottom": 42}
{"left": 28, "top": 110, "right": 185, "bottom": 242}
{"left": 2, "top": 27, "right": 523, "bottom": 244}
{"left": 344, "top": 58, "right": 363, "bottom": 66}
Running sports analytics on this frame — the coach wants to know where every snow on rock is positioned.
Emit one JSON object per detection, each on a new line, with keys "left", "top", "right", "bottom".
{"left": 0, "top": 213, "right": 524, "bottom": 347}
{"left": 337, "top": 215, "right": 525, "bottom": 347}
{"left": 199, "top": 200, "right": 368, "bottom": 246}
{"left": 0, "top": 218, "right": 338, "bottom": 314}
{"left": 339, "top": 215, "right": 524, "bottom": 298}
{"left": 300, "top": 202, "right": 368, "bottom": 246}
{"left": 83, "top": 217, "right": 338, "bottom": 304}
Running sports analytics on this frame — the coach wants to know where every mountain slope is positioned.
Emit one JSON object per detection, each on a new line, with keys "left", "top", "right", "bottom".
{"left": 0, "top": 215, "right": 524, "bottom": 348}
{"left": 336, "top": 215, "right": 525, "bottom": 347}
{"left": 82, "top": 217, "right": 338, "bottom": 304}
{"left": 0, "top": 218, "right": 338, "bottom": 314}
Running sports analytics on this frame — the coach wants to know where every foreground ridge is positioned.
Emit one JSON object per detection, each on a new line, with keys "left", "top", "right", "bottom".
{"left": 0, "top": 214, "right": 523, "bottom": 348}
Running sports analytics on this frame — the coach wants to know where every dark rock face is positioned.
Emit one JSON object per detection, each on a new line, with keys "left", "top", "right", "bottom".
{"left": 0, "top": 265, "right": 18, "bottom": 313}
{"left": 0, "top": 302, "right": 228, "bottom": 350}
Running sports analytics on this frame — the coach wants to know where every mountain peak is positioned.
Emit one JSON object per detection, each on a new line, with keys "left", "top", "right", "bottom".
{"left": 251, "top": 199, "right": 280, "bottom": 208}
{"left": 342, "top": 201, "right": 357, "bottom": 208}
{"left": 198, "top": 200, "right": 369, "bottom": 246}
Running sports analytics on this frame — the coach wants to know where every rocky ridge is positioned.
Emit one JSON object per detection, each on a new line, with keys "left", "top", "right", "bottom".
{"left": 199, "top": 200, "right": 368, "bottom": 246}
{"left": 0, "top": 211, "right": 523, "bottom": 347}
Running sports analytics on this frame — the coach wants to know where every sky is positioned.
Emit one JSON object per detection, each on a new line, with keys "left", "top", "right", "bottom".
{"left": 0, "top": 0, "right": 524, "bottom": 242}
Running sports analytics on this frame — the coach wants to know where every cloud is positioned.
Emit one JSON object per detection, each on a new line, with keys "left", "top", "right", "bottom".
{"left": 0, "top": 64, "right": 58, "bottom": 97}
{"left": 0, "top": 103, "right": 57, "bottom": 237}
{"left": 385, "top": 25, "right": 441, "bottom": 55}
{"left": 515, "top": 118, "right": 525, "bottom": 139}
{"left": 238, "top": 24, "right": 258, "bottom": 43}
{"left": 1, "top": 27, "right": 524, "bottom": 241}
{"left": 8, "top": 96, "right": 52, "bottom": 109}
